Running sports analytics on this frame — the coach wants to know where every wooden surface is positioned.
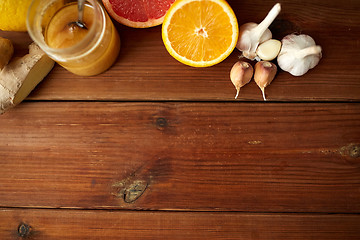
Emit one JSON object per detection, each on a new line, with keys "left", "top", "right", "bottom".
{"left": 0, "top": 0, "right": 360, "bottom": 239}
{"left": 1, "top": 209, "right": 360, "bottom": 240}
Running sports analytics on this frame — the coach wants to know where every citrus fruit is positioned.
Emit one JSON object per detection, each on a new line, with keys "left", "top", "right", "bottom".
{"left": 0, "top": 0, "right": 32, "bottom": 31}
{"left": 102, "top": 0, "right": 176, "bottom": 28}
{"left": 162, "top": 0, "right": 238, "bottom": 67}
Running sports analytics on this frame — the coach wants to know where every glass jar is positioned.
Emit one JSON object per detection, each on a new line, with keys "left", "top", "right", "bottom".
{"left": 27, "top": 0, "right": 120, "bottom": 76}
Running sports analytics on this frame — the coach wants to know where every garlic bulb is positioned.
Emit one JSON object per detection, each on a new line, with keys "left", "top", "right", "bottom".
{"left": 277, "top": 34, "right": 322, "bottom": 76}
{"left": 236, "top": 3, "right": 281, "bottom": 60}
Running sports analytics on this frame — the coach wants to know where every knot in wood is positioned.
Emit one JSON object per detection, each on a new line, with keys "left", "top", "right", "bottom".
{"left": 156, "top": 117, "right": 168, "bottom": 130}
{"left": 349, "top": 145, "right": 360, "bottom": 158}
{"left": 340, "top": 144, "right": 360, "bottom": 158}
{"left": 18, "top": 223, "right": 31, "bottom": 238}
{"left": 123, "top": 180, "right": 148, "bottom": 203}
{"left": 112, "top": 179, "right": 148, "bottom": 204}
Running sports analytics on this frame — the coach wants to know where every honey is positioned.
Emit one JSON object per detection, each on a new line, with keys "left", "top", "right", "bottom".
{"left": 28, "top": 0, "right": 120, "bottom": 76}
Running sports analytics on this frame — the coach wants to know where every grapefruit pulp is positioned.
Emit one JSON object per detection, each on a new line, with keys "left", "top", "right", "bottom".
{"left": 102, "top": 0, "right": 176, "bottom": 28}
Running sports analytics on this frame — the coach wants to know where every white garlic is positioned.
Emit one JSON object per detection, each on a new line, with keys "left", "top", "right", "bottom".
{"left": 256, "top": 39, "right": 282, "bottom": 61}
{"left": 277, "top": 34, "right": 322, "bottom": 76}
{"left": 236, "top": 3, "right": 281, "bottom": 60}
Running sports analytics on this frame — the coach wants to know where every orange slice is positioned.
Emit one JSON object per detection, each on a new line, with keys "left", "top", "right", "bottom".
{"left": 162, "top": 0, "right": 238, "bottom": 67}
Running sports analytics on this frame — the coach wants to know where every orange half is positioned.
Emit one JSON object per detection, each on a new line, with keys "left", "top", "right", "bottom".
{"left": 162, "top": 0, "right": 238, "bottom": 67}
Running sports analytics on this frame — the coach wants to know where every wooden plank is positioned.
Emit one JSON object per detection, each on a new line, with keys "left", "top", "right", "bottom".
{"left": 0, "top": 209, "right": 359, "bottom": 240}
{"left": 0, "top": 102, "right": 359, "bottom": 212}
{"left": 1, "top": 0, "right": 359, "bottom": 101}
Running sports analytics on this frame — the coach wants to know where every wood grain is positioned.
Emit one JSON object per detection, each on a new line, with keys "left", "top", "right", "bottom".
{"left": 0, "top": 0, "right": 359, "bottom": 101}
{"left": 1, "top": 209, "right": 359, "bottom": 240}
{"left": 0, "top": 102, "right": 359, "bottom": 212}
{"left": 0, "top": 0, "right": 359, "bottom": 238}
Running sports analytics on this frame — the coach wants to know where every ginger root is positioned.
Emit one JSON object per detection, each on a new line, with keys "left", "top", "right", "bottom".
{"left": 0, "top": 42, "right": 55, "bottom": 114}
{"left": 0, "top": 37, "right": 14, "bottom": 70}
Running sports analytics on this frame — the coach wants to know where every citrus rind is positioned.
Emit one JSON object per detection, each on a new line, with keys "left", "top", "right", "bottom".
{"left": 162, "top": 0, "right": 239, "bottom": 67}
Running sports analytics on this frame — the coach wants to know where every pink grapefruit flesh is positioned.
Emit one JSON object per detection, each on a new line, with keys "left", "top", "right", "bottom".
{"left": 102, "top": 0, "right": 176, "bottom": 28}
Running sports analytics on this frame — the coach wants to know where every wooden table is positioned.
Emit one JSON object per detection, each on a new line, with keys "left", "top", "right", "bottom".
{"left": 1, "top": 0, "right": 359, "bottom": 239}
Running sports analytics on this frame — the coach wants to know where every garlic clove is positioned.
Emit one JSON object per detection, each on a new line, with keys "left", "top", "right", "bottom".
{"left": 230, "top": 61, "right": 254, "bottom": 99}
{"left": 277, "top": 34, "right": 322, "bottom": 76}
{"left": 254, "top": 61, "right": 277, "bottom": 101}
{"left": 256, "top": 39, "right": 282, "bottom": 61}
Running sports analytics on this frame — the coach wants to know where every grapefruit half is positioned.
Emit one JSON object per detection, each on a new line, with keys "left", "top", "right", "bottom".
{"left": 102, "top": 0, "right": 176, "bottom": 28}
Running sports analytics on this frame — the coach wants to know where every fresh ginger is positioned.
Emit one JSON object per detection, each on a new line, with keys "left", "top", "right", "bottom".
{"left": 0, "top": 42, "right": 54, "bottom": 114}
{"left": 0, "top": 37, "right": 14, "bottom": 70}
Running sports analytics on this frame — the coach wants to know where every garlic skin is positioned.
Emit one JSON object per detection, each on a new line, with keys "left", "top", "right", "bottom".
{"left": 277, "top": 34, "right": 322, "bottom": 76}
{"left": 236, "top": 3, "right": 281, "bottom": 60}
